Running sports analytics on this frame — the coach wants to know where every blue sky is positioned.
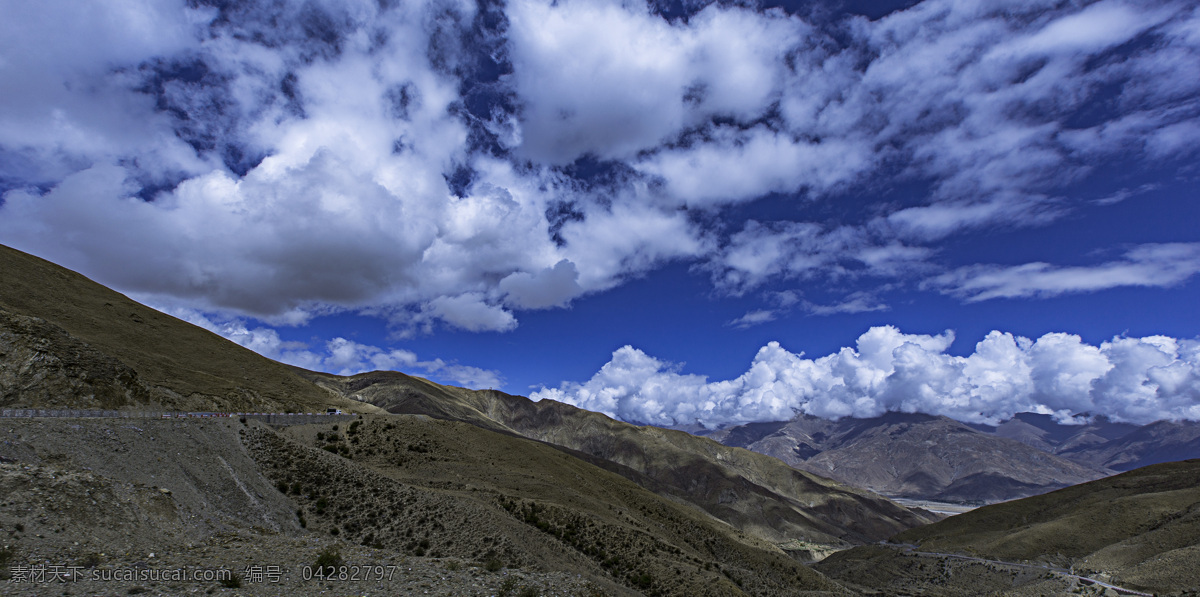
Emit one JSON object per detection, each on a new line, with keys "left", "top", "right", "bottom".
{"left": 1, "top": 0, "right": 1198, "bottom": 426}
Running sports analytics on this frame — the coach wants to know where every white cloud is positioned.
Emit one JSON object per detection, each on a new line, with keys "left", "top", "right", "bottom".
{"left": 425, "top": 293, "right": 518, "bottom": 333}
{"left": 1016, "top": 1, "right": 1167, "bottom": 55}
{"left": 636, "top": 127, "right": 871, "bottom": 208}
{"left": 933, "top": 243, "right": 1200, "bottom": 302}
{"left": 533, "top": 326, "right": 1200, "bottom": 426}
{"left": 0, "top": 0, "right": 1197, "bottom": 335}
{"left": 557, "top": 201, "right": 710, "bottom": 290}
{"left": 728, "top": 309, "right": 777, "bottom": 329}
{"left": 499, "top": 259, "right": 584, "bottom": 309}
{"left": 883, "top": 193, "right": 1062, "bottom": 242}
{"left": 505, "top": 0, "right": 801, "bottom": 163}
{"left": 0, "top": 0, "right": 713, "bottom": 333}
{"left": 708, "top": 220, "right": 929, "bottom": 293}
{"left": 163, "top": 306, "right": 501, "bottom": 388}
{"left": 802, "top": 292, "right": 889, "bottom": 316}
{"left": 0, "top": 0, "right": 211, "bottom": 182}
{"left": 415, "top": 359, "right": 504, "bottom": 389}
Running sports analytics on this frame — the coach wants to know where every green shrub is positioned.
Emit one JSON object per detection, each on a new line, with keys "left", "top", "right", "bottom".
{"left": 0, "top": 546, "right": 14, "bottom": 579}
{"left": 498, "top": 577, "right": 519, "bottom": 596}
{"left": 220, "top": 573, "right": 242, "bottom": 588}
{"left": 78, "top": 552, "right": 102, "bottom": 568}
{"left": 484, "top": 557, "right": 503, "bottom": 572}
{"left": 633, "top": 573, "right": 653, "bottom": 588}
{"left": 314, "top": 546, "right": 343, "bottom": 574}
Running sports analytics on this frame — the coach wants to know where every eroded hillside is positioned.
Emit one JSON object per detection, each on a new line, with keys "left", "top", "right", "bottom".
{"left": 304, "top": 369, "right": 938, "bottom": 546}
{"left": 0, "top": 415, "right": 848, "bottom": 596}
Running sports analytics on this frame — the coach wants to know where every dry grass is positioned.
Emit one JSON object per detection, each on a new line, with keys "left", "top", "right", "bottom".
{"left": 0, "top": 243, "right": 378, "bottom": 414}
{"left": 260, "top": 415, "right": 848, "bottom": 596}
{"left": 819, "top": 459, "right": 1200, "bottom": 595}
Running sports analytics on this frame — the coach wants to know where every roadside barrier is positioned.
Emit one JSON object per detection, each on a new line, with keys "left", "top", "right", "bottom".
{"left": 0, "top": 409, "right": 358, "bottom": 426}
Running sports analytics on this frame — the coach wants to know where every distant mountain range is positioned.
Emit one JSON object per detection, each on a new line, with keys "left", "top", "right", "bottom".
{"left": 695, "top": 410, "right": 1200, "bottom": 504}
{"left": 976, "top": 411, "right": 1200, "bottom": 473}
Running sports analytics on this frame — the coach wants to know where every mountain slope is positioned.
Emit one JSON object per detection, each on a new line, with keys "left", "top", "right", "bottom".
{"left": 0, "top": 243, "right": 376, "bottom": 413}
{"left": 900, "top": 458, "right": 1200, "bottom": 593}
{"left": 300, "top": 369, "right": 938, "bottom": 545}
{"left": 815, "top": 459, "right": 1200, "bottom": 595}
{"left": 0, "top": 241, "right": 936, "bottom": 593}
{"left": 257, "top": 415, "right": 848, "bottom": 595}
{"left": 705, "top": 413, "right": 1107, "bottom": 503}
{"left": 0, "top": 412, "right": 852, "bottom": 596}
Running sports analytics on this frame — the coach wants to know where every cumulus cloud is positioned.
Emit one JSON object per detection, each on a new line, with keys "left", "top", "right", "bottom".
{"left": 933, "top": 243, "right": 1200, "bottom": 302}
{"left": 424, "top": 293, "right": 518, "bottom": 333}
{"left": 499, "top": 259, "right": 583, "bottom": 309}
{"left": 506, "top": 0, "right": 802, "bottom": 164}
{"left": 533, "top": 326, "right": 1200, "bottom": 426}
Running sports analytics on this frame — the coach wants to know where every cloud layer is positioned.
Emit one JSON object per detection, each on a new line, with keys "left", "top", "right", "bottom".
{"left": 933, "top": 243, "right": 1200, "bottom": 302}
{"left": 1, "top": 0, "right": 1197, "bottom": 337}
{"left": 533, "top": 326, "right": 1200, "bottom": 426}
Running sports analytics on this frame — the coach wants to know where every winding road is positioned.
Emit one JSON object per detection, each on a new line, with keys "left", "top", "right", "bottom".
{"left": 884, "top": 542, "right": 1154, "bottom": 596}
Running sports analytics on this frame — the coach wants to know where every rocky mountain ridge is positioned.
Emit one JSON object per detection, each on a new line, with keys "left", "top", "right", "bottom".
{"left": 697, "top": 412, "right": 1112, "bottom": 503}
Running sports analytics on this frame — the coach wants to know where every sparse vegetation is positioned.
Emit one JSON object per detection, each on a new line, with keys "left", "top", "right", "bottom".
{"left": 314, "top": 546, "right": 343, "bottom": 574}
{"left": 497, "top": 576, "right": 519, "bottom": 596}
{"left": 0, "top": 546, "right": 14, "bottom": 579}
